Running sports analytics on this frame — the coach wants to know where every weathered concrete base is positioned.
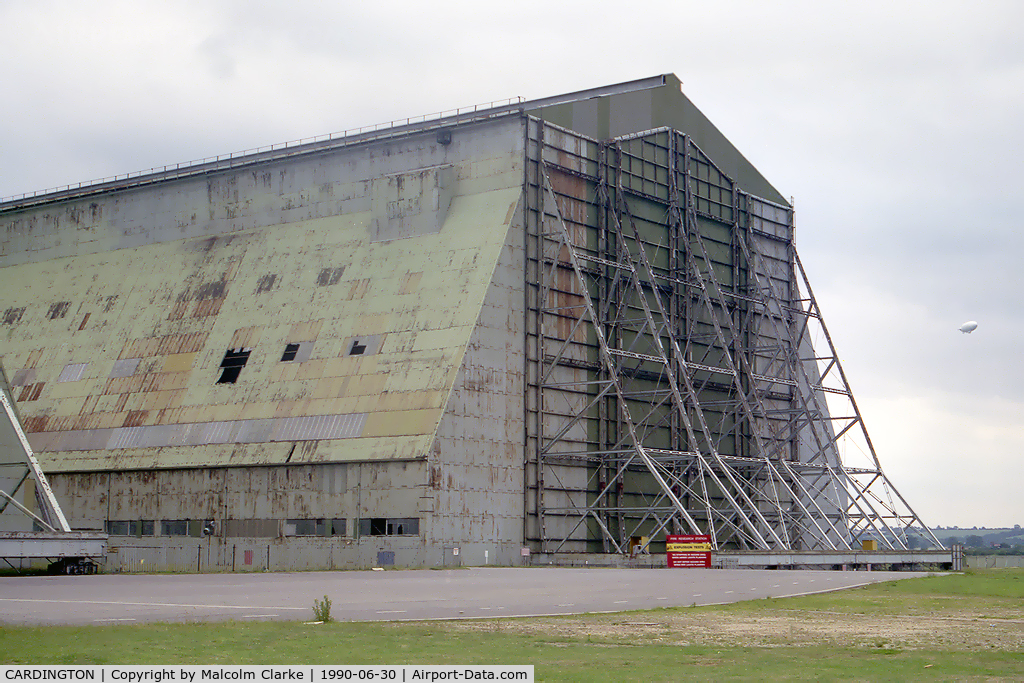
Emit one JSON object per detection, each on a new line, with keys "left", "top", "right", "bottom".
{"left": 89, "top": 536, "right": 529, "bottom": 573}
{"left": 531, "top": 549, "right": 957, "bottom": 571}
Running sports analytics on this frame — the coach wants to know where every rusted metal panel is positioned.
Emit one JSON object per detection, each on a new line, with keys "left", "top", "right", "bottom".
{"left": 29, "top": 412, "right": 370, "bottom": 453}
{"left": 426, "top": 195, "right": 526, "bottom": 564}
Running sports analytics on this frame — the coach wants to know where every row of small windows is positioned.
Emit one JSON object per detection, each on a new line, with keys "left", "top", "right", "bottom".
{"left": 13, "top": 337, "right": 382, "bottom": 403}
{"left": 38, "top": 335, "right": 381, "bottom": 388}
{"left": 104, "top": 517, "right": 418, "bottom": 538}
{"left": 216, "top": 337, "right": 377, "bottom": 384}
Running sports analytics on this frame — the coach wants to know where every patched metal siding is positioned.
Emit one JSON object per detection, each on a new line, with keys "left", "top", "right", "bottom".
{"left": 0, "top": 116, "right": 524, "bottom": 474}
{"left": 32, "top": 412, "right": 368, "bottom": 452}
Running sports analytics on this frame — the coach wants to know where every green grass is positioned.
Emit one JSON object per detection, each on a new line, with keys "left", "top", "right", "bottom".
{"left": 719, "top": 567, "right": 1024, "bottom": 618}
{"left": 2, "top": 569, "right": 1022, "bottom": 681}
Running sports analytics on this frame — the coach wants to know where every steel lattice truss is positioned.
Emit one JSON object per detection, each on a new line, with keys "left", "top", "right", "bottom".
{"left": 0, "top": 363, "right": 70, "bottom": 534}
{"left": 528, "top": 123, "right": 941, "bottom": 553}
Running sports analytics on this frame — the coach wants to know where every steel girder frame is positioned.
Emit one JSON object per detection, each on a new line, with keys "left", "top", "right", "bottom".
{"left": 527, "top": 119, "right": 941, "bottom": 554}
{"left": 0, "top": 363, "right": 71, "bottom": 533}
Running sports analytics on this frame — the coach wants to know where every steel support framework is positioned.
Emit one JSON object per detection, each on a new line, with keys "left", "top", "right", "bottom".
{"left": 524, "top": 118, "right": 941, "bottom": 554}
{"left": 0, "top": 363, "right": 70, "bottom": 533}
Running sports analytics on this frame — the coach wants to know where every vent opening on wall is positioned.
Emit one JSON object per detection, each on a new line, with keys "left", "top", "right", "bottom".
{"left": 217, "top": 348, "right": 252, "bottom": 384}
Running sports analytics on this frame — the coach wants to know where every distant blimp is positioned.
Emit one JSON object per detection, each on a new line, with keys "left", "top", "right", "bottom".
{"left": 959, "top": 321, "right": 978, "bottom": 334}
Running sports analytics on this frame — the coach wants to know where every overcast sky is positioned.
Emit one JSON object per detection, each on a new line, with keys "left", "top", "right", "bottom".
{"left": 2, "top": 1, "right": 1021, "bottom": 528}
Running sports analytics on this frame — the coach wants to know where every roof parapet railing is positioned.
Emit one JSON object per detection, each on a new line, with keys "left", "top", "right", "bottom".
{"left": 0, "top": 95, "right": 525, "bottom": 207}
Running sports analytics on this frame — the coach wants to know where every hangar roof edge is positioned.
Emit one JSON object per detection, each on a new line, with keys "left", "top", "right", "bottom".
{"left": 0, "top": 73, "right": 785, "bottom": 211}
{"left": 0, "top": 76, "right": 672, "bottom": 212}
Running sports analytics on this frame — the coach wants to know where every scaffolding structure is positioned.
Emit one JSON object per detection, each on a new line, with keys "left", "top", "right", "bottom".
{"left": 524, "top": 118, "right": 942, "bottom": 554}
{"left": 1, "top": 362, "right": 106, "bottom": 572}
{"left": 0, "top": 362, "right": 70, "bottom": 534}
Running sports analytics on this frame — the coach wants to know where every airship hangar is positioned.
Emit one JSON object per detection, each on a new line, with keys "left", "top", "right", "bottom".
{"left": 0, "top": 74, "right": 946, "bottom": 571}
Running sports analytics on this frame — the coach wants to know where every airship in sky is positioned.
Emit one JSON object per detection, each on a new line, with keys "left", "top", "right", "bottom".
{"left": 959, "top": 321, "right": 978, "bottom": 334}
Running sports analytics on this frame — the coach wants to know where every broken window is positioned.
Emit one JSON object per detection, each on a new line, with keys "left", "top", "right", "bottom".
{"left": 391, "top": 518, "right": 419, "bottom": 536}
{"left": 280, "top": 341, "right": 314, "bottom": 363}
{"left": 343, "top": 334, "right": 384, "bottom": 357}
{"left": 357, "top": 517, "right": 419, "bottom": 537}
{"left": 217, "top": 348, "right": 252, "bottom": 384}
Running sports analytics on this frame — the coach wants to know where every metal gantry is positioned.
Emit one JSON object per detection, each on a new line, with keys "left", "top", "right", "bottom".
{"left": 0, "top": 362, "right": 70, "bottom": 534}
{"left": 524, "top": 118, "right": 941, "bottom": 554}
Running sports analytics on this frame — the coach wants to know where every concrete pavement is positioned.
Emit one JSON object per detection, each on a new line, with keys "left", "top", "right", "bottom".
{"left": 0, "top": 566, "right": 928, "bottom": 626}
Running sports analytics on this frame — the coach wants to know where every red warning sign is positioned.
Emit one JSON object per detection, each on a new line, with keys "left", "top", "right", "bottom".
{"left": 666, "top": 534, "right": 712, "bottom": 568}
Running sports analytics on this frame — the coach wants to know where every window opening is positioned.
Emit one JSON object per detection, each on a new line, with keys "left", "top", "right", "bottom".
{"left": 396, "top": 518, "right": 419, "bottom": 535}
{"left": 161, "top": 520, "right": 190, "bottom": 536}
{"left": 358, "top": 517, "right": 419, "bottom": 536}
{"left": 281, "top": 343, "right": 300, "bottom": 362}
{"left": 217, "top": 348, "right": 251, "bottom": 384}
{"left": 105, "top": 520, "right": 129, "bottom": 536}
{"left": 255, "top": 273, "right": 277, "bottom": 294}
{"left": 342, "top": 334, "right": 383, "bottom": 357}
{"left": 284, "top": 519, "right": 328, "bottom": 536}
{"left": 47, "top": 301, "right": 71, "bottom": 320}
{"left": 316, "top": 267, "right": 345, "bottom": 287}
{"left": 280, "top": 341, "right": 314, "bottom": 363}
{"left": 2, "top": 307, "right": 25, "bottom": 325}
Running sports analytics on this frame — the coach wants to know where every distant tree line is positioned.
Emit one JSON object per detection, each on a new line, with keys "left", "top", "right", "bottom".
{"left": 928, "top": 526, "right": 1023, "bottom": 552}
{"left": 938, "top": 535, "right": 1024, "bottom": 555}
{"left": 896, "top": 527, "right": 1024, "bottom": 553}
